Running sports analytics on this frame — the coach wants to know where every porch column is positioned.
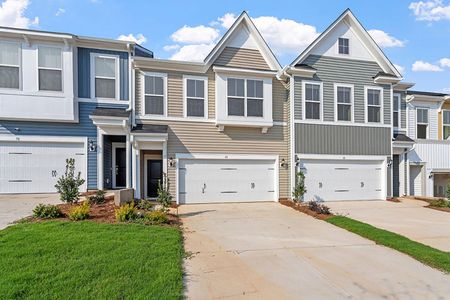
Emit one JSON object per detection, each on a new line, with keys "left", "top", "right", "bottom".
{"left": 97, "top": 131, "right": 104, "bottom": 190}
{"left": 132, "top": 144, "right": 139, "bottom": 199}
{"left": 163, "top": 141, "right": 168, "bottom": 176}
{"left": 126, "top": 134, "right": 131, "bottom": 189}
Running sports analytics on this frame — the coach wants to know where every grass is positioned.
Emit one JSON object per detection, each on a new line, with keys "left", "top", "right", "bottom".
{"left": 0, "top": 221, "right": 184, "bottom": 299}
{"left": 327, "top": 216, "right": 450, "bottom": 273}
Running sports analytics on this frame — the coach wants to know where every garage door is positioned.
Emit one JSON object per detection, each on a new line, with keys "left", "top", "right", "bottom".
{"left": 0, "top": 141, "right": 87, "bottom": 194}
{"left": 301, "top": 159, "right": 384, "bottom": 201}
{"left": 178, "top": 159, "right": 276, "bottom": 204}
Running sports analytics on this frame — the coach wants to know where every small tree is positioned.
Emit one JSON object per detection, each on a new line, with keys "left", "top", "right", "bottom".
{"left": 157, "top": 173, "right": 172, "bottom": 212}
{"left": 55, "top": 158, "right": 85, "bottom": 204}
{"left": 292, "top": 171, "right": 307, "bottom": 203}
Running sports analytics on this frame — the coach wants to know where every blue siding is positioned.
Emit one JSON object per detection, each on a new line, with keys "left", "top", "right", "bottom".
{"left": 0, "top": 102, "right": 127, "bottom": 189}
{"left": 77, "top": 48, "right": 129, "bottom": 100}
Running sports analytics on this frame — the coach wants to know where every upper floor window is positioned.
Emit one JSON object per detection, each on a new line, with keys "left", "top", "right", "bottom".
{"left": 335, "top": 84, "right": 353, "bottom": 122}
{"left": 443, "top": 110, "right": 450, "bottom": 140}
{"left": 303, "top": 82, "right": 321, "bottom": 120}
{"left": 227, "top": 78, "right": 263, "bottom": 117}
{"left": 184, "top": 76, "right": 207, "bottom": 118}
{"left": 0, "top": 42, "right": 20, "bottom": 89}
{"left": 92, "top": 54, "right": 118, "bottom": 99}
{"left": 393, "top": 94, "right": 400, "bottom": 128}
{"left": 416, "top": 108, "right": 428, "bottom": 139}
{"left": 38, "top": 46, "right": 62, "bottom": 92}
{"left": 338, "top": 38, "right": 349, "bottom": 55}
{"left": 144, "top": 73, "right": 166, "bottom": 116}
{"left": 366, "top": 87, "right": 383, "bottom": 123}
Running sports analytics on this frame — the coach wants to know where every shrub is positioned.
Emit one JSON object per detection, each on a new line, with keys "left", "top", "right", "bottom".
{"left": 144, "top": 210, "right": 169, "bottom": 225}
{"left": 157, "top": 174, "right": 172, "bottom": 212}
{"left": 33, "top": 204, "right": 62, "bottom": 219}
{"left": 447, "top": 180, "right": 450, "bottom": 200}
{"left": 292, "top": 171, "right": 307, "bottom": 203}
{"left": 68, "top": 202, "right": 90, "bottom": 221}
{"left": 307, "top": 200, "right": 331, "bottom": 215}
{"left": 136, "top": 199, "right": 155, "bottom": 211}
{"left": 88, "top": 190, "right": 106, "bottom": 205}
{"left": 55, "top": 158, "right": 85, "bottom": 204}
{"left": 429, "top": 198, "right": 450, "bottom": 208}
{"left": 115, "top": 202, "right": 137, "bottom": 222}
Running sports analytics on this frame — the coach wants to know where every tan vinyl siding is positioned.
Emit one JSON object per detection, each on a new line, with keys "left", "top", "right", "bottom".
{"left": 214, "top": 47, "right": 270, "bottom": 70}
{"left": 135, "top": 70, "right": 142, "bottom": 115}
{"left": 167, "top": 73, "right": 183, "bottom": 117}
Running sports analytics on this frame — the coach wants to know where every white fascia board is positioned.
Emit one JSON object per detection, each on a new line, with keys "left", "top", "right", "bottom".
{"left": 286, "top": 66, "right": 316, "bottom": 78}
{"left": 212, "top": 66, "right": 277, "bottom": 77}
{"left": 393, "top": 82, "right": 415, "bottom": 91}
{"left": 374, "top": 76, "right": 402, "bottom": 84}
{"left": 130, "top": 134, "right": 168, "bottom": 143}
{"left": 0, "top": 27, "right": 74, "bottom": 40}
{"left": 133, "top": 57, "right": 206, "bottom": 73}
{"left": 407, "top": 95, "right": 445, "bottom": 103}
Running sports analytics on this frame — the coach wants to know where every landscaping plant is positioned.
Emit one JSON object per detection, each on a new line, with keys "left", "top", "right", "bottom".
{"left": 68, "top": 202, "right": 90, "bottom": 221}
{"left": 307, "top": 200, "right": 331, "bottom": 215}
{"left": 136, "top": 199, "right": 156, "bottom": 211}
{"left": 88, "top": 190, "right": 106, "bottom": 205}
{"left": 33, "top": 204, "right": 62, "bottom": 219}
{"left": 144, "top": 210, "right": 169, "bottom": 225}
{"left": 157, "top": 173, "right": 173, "bottom": 212}
{"left": 115, "top": 202, "right": 137, "bottom": 222}
{"left": 292, "top": 170, "right": 307, "bottom": 203}
{"left": 54, "top": 158, "right": 85, "bottom": 204}
{"left": 447, "top": 180, "right": 450, "bottom": 200}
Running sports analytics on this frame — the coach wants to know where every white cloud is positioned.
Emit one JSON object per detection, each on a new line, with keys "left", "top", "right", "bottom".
{"left": 412, "top": 60, "right": 443, "bottom": 71}
{"left": 117, "top": 33, "right": 147, "bottom": 45}
{"left": 443, "top": 87, "right": 450, "bottom": 93}
{"left": 0, "top": 0, "right": 39, "bottom": 28}
{"left": 170, "top": 43, "right": 215, "bottom": 62}
{"left": 218, "top": 12, "right": 237, "bottom": 29}
{"left": 394, "top": 64, "right": 406, "bottom": 74}
{"left": 439, "top": 57, "right": 450, "bottom": 67}
{"left": 368, "top": 29, "right": 405, "bottom": 48}
{"left": 171, "top": 25, "right": 219, "bottom": 44}
{"left": 409, "top": 0, "right": 450, "bottom": 21}
{"left": 55, "top": 8, "right": 65, "bottom": 17}
{"left": 163, "top": 44, "right": 180, "bottom": 52}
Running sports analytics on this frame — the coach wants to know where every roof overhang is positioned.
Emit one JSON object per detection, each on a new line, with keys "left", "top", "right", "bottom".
{"left": 373, "top": 75, "right": 402, "bottom": 85}
{"left": 393, "top": 82, "right": 415, "bottom": 91}
{"left": 406, "top": 94, "right": 446, "bottom": 103}
{"left": 213, "top": 66, "right": 277, "bottom": 77}
{"left": 285, "top": 66, "right": 317, "bottom": 78}
{"left": 133, "top": 57, "right": 206, "bottom": 73}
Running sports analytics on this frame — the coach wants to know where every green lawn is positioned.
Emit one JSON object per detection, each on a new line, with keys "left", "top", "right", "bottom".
{"left": 0, "top": 221, "right": 184, "bottom": 299}
{"left": 327, "top": 216, "right": 450, "bottom": 273}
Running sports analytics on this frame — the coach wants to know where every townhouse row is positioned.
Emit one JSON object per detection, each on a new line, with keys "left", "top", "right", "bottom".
{"left": 0, "top": 9, "right": 449, "bottom": 203}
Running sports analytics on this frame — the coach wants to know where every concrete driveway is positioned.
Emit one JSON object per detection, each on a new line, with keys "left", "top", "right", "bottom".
{"left": 0, "top": 194, "right": 61, "bottom": 230}
{"left": 328, "top": 199, "right": 450, "bottom": 252}
{"left": 180, "top": 202, "right": 450, "bottom": 300}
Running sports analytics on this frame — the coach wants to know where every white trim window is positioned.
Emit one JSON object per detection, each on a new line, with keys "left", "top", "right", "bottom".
{"left": 184, "top": 75, "right": 208, "bottom": 118}
{"left": 91, "top": 54, "right": 119, "bottom": 99}
{"left": 144, "top": 72, "right": 167, "bottom": 116}
{"left": 338, "top": 37, "right": 349, "bottom": 55}
{"left": 416, "top": 108, "right": 428, "bottom": 139}
{"left": 366, "top": 87, "right": 383, "bottom": 123}
{"left": 38, "top": 46, "right": 62, "bottom": 92}
{"left": 443, "top": 110, "right": 450, "bottom": 140}
{"left": 227, "top": 78, "right": 263, "bottom": 117}
{"left": 0, "top": 41, "right": 20, "bottom": 89}
{"left": 393, "top": 93, "right": 401, "bottom": 128}
{"left": 335, "top": 84, "right": 353, "bottom": 122}
{"left": 303, "top": 81, "right": 322, "bottom": 120}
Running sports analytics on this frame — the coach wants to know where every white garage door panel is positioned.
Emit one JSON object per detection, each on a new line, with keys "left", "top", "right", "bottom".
{"left": 0, "top": 141, "right": 86, "bottom": 194}
{"left": 179, "top": 159, "right": 275, "bottom": 204}
{"left": 302, "top": 159, "right": 384, "bottom": 202}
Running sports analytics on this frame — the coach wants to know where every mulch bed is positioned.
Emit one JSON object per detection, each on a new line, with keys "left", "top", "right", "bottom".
{"left": 387, "top": 197, "right": 401, "bottom": 203}
{"left": 427, "top": 206, "right": 450, "bottom": 213}
{"left": 279, "top": 200, "right": 333, "bottom": 220}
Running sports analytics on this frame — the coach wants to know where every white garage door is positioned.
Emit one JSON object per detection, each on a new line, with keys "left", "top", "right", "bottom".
{"left": 0, "top": 141, "right": 87, "bottom": 194}
{"left": 301, "top": 159, "right": 384, "bottom": 202}
{"left": 179, "top": 159, "right": 276, "bottom": 204}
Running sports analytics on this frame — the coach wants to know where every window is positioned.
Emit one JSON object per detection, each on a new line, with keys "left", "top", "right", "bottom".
{"left": 185, "top": 77, "right": 207, "bottom": 118}
{"left": 416, "top": 108, "right": 428, "bottom": 139}
{"left": 367, "top": 88, "right": 382, "bottom": 123}
{"left": 38, "top": 46, "right": 62, "bottom": 91}
{"left": 144, "top": 74, "right": 166, "bottom": 115}
{"left": 393, "top": 94, "right": 400, "bottom": 128}
{"left": 0, "top": 42, "right": 20, "bottom": 89}
{"left": 304, "top": 82, "right": 321, "bottom": 120}
{"left": 335, "top": 85, "right": 352, "bottom": 121}
{"left": 227, "top": 78, "right": 263, "bottom": 117}
{"left": 338, "top": 37, "right": 349, "bottom": 54}
{"left": 93, "top": 55, "right": 117, "bottom": 99}
{"left": 443, "top": 110, "right": 450, "bottom": 140}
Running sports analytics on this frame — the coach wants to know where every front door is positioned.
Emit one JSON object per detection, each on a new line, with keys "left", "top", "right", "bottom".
{"left": 147, "top": 160, "right": 163, "bottom": 198}
{"left": 115, "top": 147, "right": 126, "bottom": 188}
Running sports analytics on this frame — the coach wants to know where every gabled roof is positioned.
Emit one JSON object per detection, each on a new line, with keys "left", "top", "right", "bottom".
{"left": 204, "top": 11, "right": 281, "bottom": 71}
{"left": 289, "top": 9, "right": 402, "bottom": 78}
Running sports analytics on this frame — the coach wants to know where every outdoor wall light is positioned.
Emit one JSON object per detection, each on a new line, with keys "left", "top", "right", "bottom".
{"left": 295, "top": 155, "right": 300, "bottom": 167}
{"left": 88, "top": 140, "right": 97, "bottom": 152}
{"left": 387, "top": 158, "right": 393, "bottom": 168}
{"left": 280, "top": 158, "right": 286, "bottom": 168}
{"left": 169, "top": 157, "right": 175, "bottom": 167}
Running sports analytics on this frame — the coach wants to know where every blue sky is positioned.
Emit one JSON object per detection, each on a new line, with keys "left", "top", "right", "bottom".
{"left": 2, "top": 0, "right": 450, "bottom": 92}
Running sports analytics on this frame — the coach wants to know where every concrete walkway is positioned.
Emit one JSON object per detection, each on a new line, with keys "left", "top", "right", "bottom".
{"left": 180, "top": 202, "right": 450, "bottom": 300}
{"left": 0, "top": 194, "right": 61, "bottom": 230}
{"left": 328, "top": 199, "right": 450, "bottom": 252}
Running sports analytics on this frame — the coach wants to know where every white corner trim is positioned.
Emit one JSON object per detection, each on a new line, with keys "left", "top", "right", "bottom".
{"left": 334, "top": 83, "right": 355, "bottom": 123}
{"left": 141, "top": 71, "right": 168, "bottom": 117}
{"left": 364, "top": 85, "right": 384, "bottom": 124}
{"left": 182, "top": 74, "right": 208, "bottom": 119}
{"left": 302, "top": 80, "right": 323, "bottom": 121}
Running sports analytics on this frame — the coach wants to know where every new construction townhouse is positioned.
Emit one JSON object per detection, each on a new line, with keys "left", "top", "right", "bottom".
{"left": 0, "top": 9, "right": 448, "bottom": 203}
